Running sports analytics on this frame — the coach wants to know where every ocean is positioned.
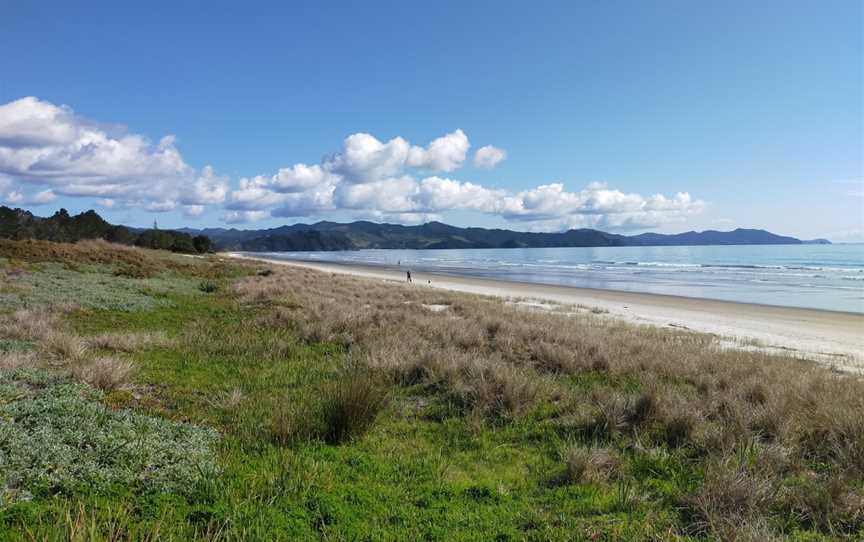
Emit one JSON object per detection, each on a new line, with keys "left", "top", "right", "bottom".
{"left": 253, "top": 244, "right": 864, "bottom": 314}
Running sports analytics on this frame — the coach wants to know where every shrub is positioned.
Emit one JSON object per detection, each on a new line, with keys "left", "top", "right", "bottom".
{"left": 198, "top": 280, "right": 218, "bottom": 293}
{"left": 0, "top": 368, "right": 219, "bottom": 499}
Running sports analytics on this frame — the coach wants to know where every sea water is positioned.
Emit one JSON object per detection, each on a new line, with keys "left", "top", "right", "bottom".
{"left": 254, "top": 244, "right": 864, "bottom": 314}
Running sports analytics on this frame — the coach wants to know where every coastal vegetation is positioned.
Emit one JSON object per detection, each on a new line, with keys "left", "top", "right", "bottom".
{"left": 0, "top": 206, "right": 211, "bottom": 254}
{"left": 0, "top": 239, "right": 860, "bottom": 540}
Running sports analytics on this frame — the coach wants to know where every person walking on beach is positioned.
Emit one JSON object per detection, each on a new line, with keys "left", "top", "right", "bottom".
{"left": 406, "top": 270, "right": 412, "bottom": 283}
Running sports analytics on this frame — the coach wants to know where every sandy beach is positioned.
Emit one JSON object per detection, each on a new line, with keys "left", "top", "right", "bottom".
{"left": 228, "top": 253, "right": 864, "bottom": 373}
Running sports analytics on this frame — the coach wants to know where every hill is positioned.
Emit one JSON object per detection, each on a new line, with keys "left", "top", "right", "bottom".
{"left": 180, "top": 220, "right": 824, "bottom": 251}
{"left": 0, "top": 206, "right": 211, "bottom": 254}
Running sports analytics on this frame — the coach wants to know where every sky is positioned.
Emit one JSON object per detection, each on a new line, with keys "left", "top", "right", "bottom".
{"left": 1, "top": 0, "right": 862, "bottom": 240}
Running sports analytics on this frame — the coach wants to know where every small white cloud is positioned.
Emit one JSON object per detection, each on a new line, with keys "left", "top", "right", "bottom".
{"left": 223, "top": 210, "right": 271, "bottom": 224}
{"left": 4, "top": 191, "right": 24, "bottom": 204}
{"left": 406, "top": 129, "right": 470, "bottom": 172}
{"left": 97, "top": 198, "right": 115, "bottom": 208}
{"left": 473, "top": 145, "right": 506, "bottom": 169}
{"left": 29, "top": 189, "right": 56, "bottom": 205}
{"left": 183, "top": 205, "right": 205, "bottom": 217}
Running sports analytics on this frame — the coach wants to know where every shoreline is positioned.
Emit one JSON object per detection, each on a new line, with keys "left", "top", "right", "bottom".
{"left": 226, "top": 252, "right": 864, "bottom": 373}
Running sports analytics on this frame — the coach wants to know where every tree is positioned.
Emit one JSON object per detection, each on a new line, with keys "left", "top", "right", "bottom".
{"left": 192, "top": 235, "right": 212, "bottom": 253}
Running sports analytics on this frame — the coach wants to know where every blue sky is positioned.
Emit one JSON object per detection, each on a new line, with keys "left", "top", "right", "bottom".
{"left": 1, "top": 0, "right": 861, "bottom": 240}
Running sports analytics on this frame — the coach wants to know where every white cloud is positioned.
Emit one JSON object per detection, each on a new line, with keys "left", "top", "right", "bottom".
{"left": 3, "top": 191, "right": 23, "bottom": 205}
{"left": 183, "top": 205, "right": 205, "bottom": 218}
{"left": 0, "top": 97, "right": 227, "bottom": 212}
{"left": 494, "top": 182, "right": 704, "bottom": 230}
{"left": 223, "top": 210, "right": 271, "bottom": 224}
{"left": 334, "top": 177, "right": 418, "bottom": 212}
{"left": 406, "top": 129, "right": 469, "bottom": 172}
{"left": 30, "top": 189, "right": 56, "bottom": 205}
{"left": 0, "top": 97, "right": 703, "bottom": 231}
{"left": 324, "top": 129, "right": 469, "bottom": 184}
{"left": 473, "top": 145, "right": 506, "bottom": 169}
{"left": 225, "top": 128, "right": 704, "bottom": 230}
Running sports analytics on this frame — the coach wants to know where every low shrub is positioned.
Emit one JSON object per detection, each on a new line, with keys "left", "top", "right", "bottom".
{"left": 0, "top": 368, "right": 219, "bottom": 499}
{"left": 198, "top": 280, "right": 218, "bottom": 293}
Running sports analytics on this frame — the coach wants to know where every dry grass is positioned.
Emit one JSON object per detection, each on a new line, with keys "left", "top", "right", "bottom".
{"left": 0, "top": 239, "right": 178, "bottom": 277}
{"left": 43, "top": 331, "right": 89, "bottom": 362}
{"left": 69, "top": 357, "right": 135, "bottom": 391}
{"left": 233, "top": 263, "right": 864, "bottom": 537}
{"left": 0, "top": 238, "right": 240, "bottom": 281}
{"left": 0, "top": 351, "right": 39, "bottom": 370}
{"left": 559, "top": 446, "right": 619, "bottom": 484}
{"left": 0, "top": 307, "right": 57, "bottom": 341}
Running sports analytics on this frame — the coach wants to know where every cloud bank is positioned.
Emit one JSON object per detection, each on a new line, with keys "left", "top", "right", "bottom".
{"left": 226, "top": 131, "right": 704, "bottom": 230}
{"left": 0, "top": 97, "right": 705, "bottom": 231}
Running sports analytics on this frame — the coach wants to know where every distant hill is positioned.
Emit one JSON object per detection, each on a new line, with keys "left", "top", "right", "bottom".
{"left": 0, "top": 207, "right": 212, "bottom": 254}
{"left": 179, "top": 220, "right": 827, "bottom": 251}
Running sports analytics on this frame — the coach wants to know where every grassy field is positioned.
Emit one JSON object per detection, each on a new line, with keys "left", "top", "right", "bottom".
{"left": 0, "top": 239, "right": 861, "bottom": 541}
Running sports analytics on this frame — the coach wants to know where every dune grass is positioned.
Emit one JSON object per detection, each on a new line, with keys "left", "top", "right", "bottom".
{"left": 0, "top": 240, "right": 861, "bottom": 540}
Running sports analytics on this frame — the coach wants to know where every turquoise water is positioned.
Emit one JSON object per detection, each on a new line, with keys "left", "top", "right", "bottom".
{"left": 255, "top": 244, "right": 864, "bottom": 313}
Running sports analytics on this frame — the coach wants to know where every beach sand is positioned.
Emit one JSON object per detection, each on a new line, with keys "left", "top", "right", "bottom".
{"left": 227, "top": 253, "right": 864, "bottom": 373}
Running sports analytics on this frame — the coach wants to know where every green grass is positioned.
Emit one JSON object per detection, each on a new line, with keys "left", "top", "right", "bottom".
{"left": 0, "top": 243, "right": 859, "bottom": 541}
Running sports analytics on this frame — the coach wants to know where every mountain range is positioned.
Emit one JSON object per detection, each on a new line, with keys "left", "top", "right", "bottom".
{"left": 0, "top": 206, "right": 831, "bottom": 252}
{"left": 180, "top": 220, "right": 830, "bottom": 251}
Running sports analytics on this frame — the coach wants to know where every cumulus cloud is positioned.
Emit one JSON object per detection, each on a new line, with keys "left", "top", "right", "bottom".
{"left": 473, "top": 145, "right": 506, "bottom": 169}
{"left": 0, "top": 97, "right": 227, "bottom": 212}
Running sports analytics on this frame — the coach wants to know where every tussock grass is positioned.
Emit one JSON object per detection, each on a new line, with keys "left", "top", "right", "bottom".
{"left": 69, "top": 356, "right": 135, "bottom": 391}
{"left": 270, "top": 369, "right": 390, "bottom": 445}
{"left": 558, "top": 445, "right": 619, "bottom": 484}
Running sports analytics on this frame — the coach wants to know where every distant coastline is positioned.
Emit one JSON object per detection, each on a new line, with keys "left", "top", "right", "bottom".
{"left": 183, "top": 219, "right": 830, "bottom": 252}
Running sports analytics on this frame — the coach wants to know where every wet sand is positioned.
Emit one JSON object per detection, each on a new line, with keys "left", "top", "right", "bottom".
{"left": 227, "top": 253, "right": 864, "bottom": 373}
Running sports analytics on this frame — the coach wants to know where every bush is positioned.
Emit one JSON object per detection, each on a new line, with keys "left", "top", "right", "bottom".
{"left": 198, "top": 280, "right": 218, "bottom": 293}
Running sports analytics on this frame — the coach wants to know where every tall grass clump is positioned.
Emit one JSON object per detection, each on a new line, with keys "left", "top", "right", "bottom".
{"left": 270, "top": 369, "right": 390, "bottom": 445}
